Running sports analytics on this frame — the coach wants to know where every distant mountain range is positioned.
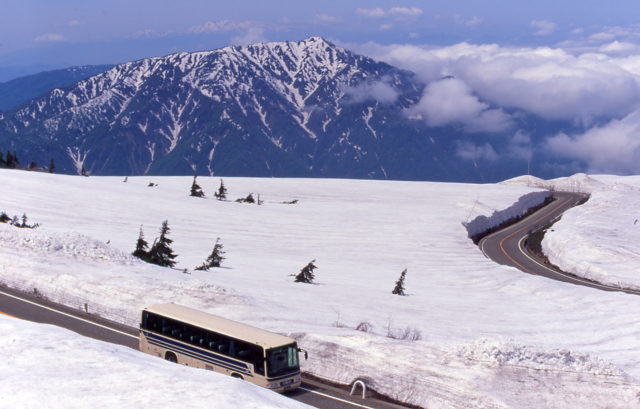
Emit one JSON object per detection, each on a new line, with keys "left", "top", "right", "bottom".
{"left": 0, "top": 65, "right": 113, "bottom": 112}
{"left": 0, "top": 37, "right": 577, "bottom": 182}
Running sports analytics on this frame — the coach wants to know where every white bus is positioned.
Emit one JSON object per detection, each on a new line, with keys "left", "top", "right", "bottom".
{"left": 139, "top": 303, "right": 304, "bottom": 392}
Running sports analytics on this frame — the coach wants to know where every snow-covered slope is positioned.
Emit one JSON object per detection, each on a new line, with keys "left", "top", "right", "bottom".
{"left": 1, "top": 169, "right": 640, "bottom": 408}
{"left": 0, "top": 315, "right": 310, "bottom": 409}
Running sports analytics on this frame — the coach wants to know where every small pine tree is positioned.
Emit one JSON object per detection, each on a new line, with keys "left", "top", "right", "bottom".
{"left": 0, "top": 211, "right": 9, "bottom": 223}
{"left": 132, "top": 225, "right": 150, "bottom": 261}
{"left": 49, "top": 157, "right": 55, "bottom": 173}
{"left": 29, "top": 160, "right": 36, "bottom": 169}
{"left": 293, "top": 260, "right": 317, "bottom": 283}
{"left": 190, "top": 175, "right": 205, "bottom": 197}
{"left": 392, "top": 268, "right": 407, "bottom": 296}
{"left": 214, "top": 179, "right": 228, "bottom": 201}
{"left": 0, "top": 152, "right": 5, "bottom": 167}
{"left": 5, "top": 151, "right": 14, "bottom": 168}
{"left": 148, "top": 220, "right": 178, "bottom": 267}
{"left": 20, "top": 213, "right": 28, "bottom": 228}
{"left": 236, "top": 193, "right": 255, "bottom": 203}
{"left": 195, "top": 237, "right": 226, "bottom": 270}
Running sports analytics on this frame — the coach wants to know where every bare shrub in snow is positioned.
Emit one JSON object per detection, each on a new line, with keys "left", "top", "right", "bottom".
{"left": 355, "top": 321, "right": 373, "bottom": 333}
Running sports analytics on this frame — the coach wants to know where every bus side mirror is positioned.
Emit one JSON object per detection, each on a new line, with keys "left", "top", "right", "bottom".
{"left": 298, "top": 348, "right": 308, "bottom": 360}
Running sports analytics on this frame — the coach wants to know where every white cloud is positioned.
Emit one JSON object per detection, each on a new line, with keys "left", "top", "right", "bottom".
{"left": 465, "top": 16, "right": 484, "bottom": 28}
{"left": 531, "top": 20, "right": 558, "bottom": 36}
{"left": 187, "top": 20, "right": 251, "bottom": 34}
{"left": 406, "top": 77, "right": 511, "bottom": 133}
{"left": 67, "top": 20, "right": 80, "bottom": 26}
{"left": 34, "top": 33, "right": 66, "bottom": 43}
{"left": 388, "top": 7, "right": 423, "bottom": 17}
{"left": 316, "top": 13, "right": 341, "bottom": 24}
{"left": 379, "top": 24, "right": 393, "bottom": 31}
{"left": 456, "top": 141, "right": 499, "bottom": 161}
{"left": 356, "top": 7, "right": 422, "bottom": 19}
{"left": 545, "top": 109, "right": 640, "bottom": 173}
{"left": 599, "top": 41, "right": 638, "bottom": 54}
{"left": 356, "top": 8, "right": 385, "bottom": 18}
{"left": 231, "top": 27, "right": 266, "bottom": 46}
{"left": 355, "top": 41, "right": 640, "bottom": 124}
{"left": 342, "top": 80, "right": 399, "bottom": 104}
{"left": 508, "top": 130, "right": 533, "bottom": 161}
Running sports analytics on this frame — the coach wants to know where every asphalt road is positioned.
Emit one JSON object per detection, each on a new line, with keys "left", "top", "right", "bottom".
{"left": 479, "top": 191, "right": 640, "bottom": 295}
{"left": 0, "top": 285, "right": 407, "bottom": 409}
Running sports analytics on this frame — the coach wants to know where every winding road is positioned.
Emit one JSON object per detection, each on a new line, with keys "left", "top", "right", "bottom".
{"left": 479, "top": 191, "right": 640, "bottom": 295}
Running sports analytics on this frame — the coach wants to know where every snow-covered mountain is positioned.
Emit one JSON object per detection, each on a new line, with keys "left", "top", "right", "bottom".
{"left": 0, "top": 37, "right": 494, "bottom": 180}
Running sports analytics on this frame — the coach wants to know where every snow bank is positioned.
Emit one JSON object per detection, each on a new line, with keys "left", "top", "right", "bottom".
{"left": 0, "top": 315, "right": 310, "bottom": 409}
{"left": 463, "top": 191, "right": 550, "bottom": 239}
{"left": 541, "top": 177, "right": 640, "bottom": 290}
{"left": 502, "top": 173, "right": 605, "bottom": 194}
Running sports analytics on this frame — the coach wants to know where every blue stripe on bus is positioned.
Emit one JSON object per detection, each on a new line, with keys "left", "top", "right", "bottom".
{"left": 143, "top": 331, "right": 253, "bottom": 377}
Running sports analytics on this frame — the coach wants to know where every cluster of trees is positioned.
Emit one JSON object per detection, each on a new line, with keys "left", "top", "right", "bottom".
{"left": 0, "top": 211, "right": 39, "bottom": 229}
{"left": 190, "top": 176, "right": 266, "bottom": 204}
{"left": 190, "top": 176, "right": 228, "bottom": 201}
{"left": 133, "top": 220, "right": 225, "bottom": 270}
{"left": 0, "top": 150, "right": 55, "bottom": 173}
{"left": 0, "top": 151, "right": 20, "bottom": 169}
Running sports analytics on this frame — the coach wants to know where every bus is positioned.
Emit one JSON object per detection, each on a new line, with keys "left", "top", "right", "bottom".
{"left": 139, "top": 303, "right": 304, "bottom": 392}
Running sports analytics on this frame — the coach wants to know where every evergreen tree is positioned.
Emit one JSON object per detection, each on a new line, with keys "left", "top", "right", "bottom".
{"left": 148, "top": 220, "right": 178, "bottom": 267}
{"left": 190, "top": 175, "right": 205, "bottom": 197}
{"left": 392, "top": 268, "right": 407, "bottom": 296}
{"left": 20, "top": 213, "right": 28, "bottom": 228}
{"left": 293, "top": 260, "right": 317, "bottom": 283}
{"left": 49, "top": 157, "right": 55, "bottom": 173}
{"left": 195, "top": 237, "right": 226, "bottom": 270}
{"left": 236, "top": 193, "right": 255, "bottom": 203}
{"left": 29, "top": 160, "right": 36, "bottom": 169}
{"left": 214, "top": 179, "right": 228, "bottom": 201}
{"left": 0, "top": 152, "right": 5, "bottom": 167}
{"left": 5, "top": 151, "right": 15, "bottom": 168}
{"left": 132, "top": 225, "right": 150, "bottom": 261}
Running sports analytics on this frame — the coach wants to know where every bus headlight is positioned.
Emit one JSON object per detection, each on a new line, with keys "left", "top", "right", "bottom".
{"left": 266, "top": 382, "right": 279, "bottom": 389}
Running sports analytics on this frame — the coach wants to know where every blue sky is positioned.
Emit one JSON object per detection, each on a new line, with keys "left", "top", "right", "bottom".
{"left": 2, "top": 0, "right": 640, "bottom": 75}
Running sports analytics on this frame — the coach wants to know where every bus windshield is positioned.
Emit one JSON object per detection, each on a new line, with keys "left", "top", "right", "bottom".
{"left": 266, "top": 343, "right": 299, "bottom": 378}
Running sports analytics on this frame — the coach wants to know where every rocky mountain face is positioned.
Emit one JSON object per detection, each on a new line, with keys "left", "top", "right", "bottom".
{"left": 0, "top": 37, "right": 512, "bottom": 181}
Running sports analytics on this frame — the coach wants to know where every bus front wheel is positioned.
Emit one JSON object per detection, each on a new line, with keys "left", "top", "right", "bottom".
{"left": 231, "top": 373, "right": 243, "bottom": 380}
{"left": 165, "top": 352, "right": 177, "bottom": 363}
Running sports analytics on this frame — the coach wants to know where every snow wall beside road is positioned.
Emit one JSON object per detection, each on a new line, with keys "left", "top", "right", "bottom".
{"left": 463, "top": 191, "right": 552, "bottom": 240}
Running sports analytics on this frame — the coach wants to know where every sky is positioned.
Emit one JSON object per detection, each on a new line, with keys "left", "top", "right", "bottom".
{"left": 4, "top": 1, "right": 640, "bottom": 175}
{"left": 3, "top": 0, "right": 640, "bottom": 71}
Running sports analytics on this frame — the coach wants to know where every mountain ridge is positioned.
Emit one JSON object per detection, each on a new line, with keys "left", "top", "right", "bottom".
{"left": 0, "top": 37, "right": 531, "bottom": 182}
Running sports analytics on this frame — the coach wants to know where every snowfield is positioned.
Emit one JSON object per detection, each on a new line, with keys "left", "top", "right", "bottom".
{"left": 0, "top": 315, "right": 310, "bottom": 409}
{"left": 1, "top": 169, "right": 640, "bottom": 408}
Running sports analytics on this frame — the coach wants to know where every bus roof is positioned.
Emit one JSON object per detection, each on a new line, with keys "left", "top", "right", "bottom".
{"left": 143, "top": 303, "right": 295, "bottom": 349}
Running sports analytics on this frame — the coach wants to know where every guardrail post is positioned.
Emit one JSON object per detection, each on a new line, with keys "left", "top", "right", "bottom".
{"left": 350, "top": 380, "right": 366, "bottom": 399}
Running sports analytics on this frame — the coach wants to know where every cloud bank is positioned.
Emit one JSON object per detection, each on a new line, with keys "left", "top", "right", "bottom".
{"left": 350, "top": 40, "right": 640, "bottom": 174}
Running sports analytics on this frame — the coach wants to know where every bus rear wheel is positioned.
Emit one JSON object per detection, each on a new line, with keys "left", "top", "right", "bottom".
{"left": 165, "top": 352, "right": 177, "bottom": 363}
